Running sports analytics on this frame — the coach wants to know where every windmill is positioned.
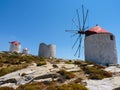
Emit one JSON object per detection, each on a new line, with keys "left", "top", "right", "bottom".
{"left": 66, "top": 5, "right": 89, "bottom": 57}
{"left": 66, "top": 5, "right": 118, "bottom": 65}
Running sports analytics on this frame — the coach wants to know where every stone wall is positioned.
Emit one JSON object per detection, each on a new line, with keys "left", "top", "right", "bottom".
{"left": 84, "top": 33, "right": 118, "bottom": 65}
{"left": 38, "top": 43, "right": 56, "bottom": 58}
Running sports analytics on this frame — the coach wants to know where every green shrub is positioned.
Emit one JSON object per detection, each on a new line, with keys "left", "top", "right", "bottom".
{"left": 55, "top": 59, "right": 61, "bottom": 63}
{"left": 74, "top": 60, "right": 82, "bottom": 65}
{"left": 57, "top": 69, "right": 75, "bottom": 79}
{"left": 46, "top": 83, "right": 88, "bottom": 90}
{"left": 71, "top": 83, "right": 88, "bottom": 90}
{"left": 0, "top": 86, "right": 14, "bottom": 90}
{"left": 57, "top": 78, "right": 65, "bottom": 83}
{"left": 37, "top": 61, "right": 46, "bottom": 66}
{"left": 74, "top": 78, "right": 83, "bottom": 83}
{"left": 39, "top": 56, "right": 46, "bottom": 60}
{"left": 65, "top": 60, "right": 73, "bottom": 64}
{"left": 16, "top": 82, "right": 45, "bottom": 90}
{"left": 0, "top": 52, "right": 45, "bottom": 65}
{"left": 81, "top": 66, "right": 112, "bottom": 80}
{"left": 21, "top": 73, "right": 27, "bottom": 77}
{"left": 0, "top": 64, "right": 28, "bottom": 76}
{"left": 0, "top": 52, "right": 48, "bottom": 76}
{"left": 0, "top": 63, "right": 3, "bottom": 67}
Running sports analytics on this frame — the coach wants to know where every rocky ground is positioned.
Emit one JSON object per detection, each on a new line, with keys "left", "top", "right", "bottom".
{"left": 0, "top": 61, "right": 120, "bottom": 90}
{"left": 85, "top": 65, "right": 120, "bottom": 90}
{"left": 0, "top": 62, "right": 80, "bottom": 89}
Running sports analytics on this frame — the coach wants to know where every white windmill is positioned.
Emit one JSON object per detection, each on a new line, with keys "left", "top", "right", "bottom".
{"left": 66, "top": 5, "right": 118, "bottom": 65}
{"left": 9, "top": 41, "right": 21, "bottom": 53}
{"left": 22, "top": 48, "right": 29, "bottom": 55}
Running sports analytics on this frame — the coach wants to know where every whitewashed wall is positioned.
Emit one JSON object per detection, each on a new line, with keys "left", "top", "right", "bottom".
{"left": 84, "top": 34, "right": 118, "bottom": 65}
{"left": 10, "top": 44, "right": 21, "bottom": 53}
{"left": 23, "top": 48, "right": 29, "bottom": 55}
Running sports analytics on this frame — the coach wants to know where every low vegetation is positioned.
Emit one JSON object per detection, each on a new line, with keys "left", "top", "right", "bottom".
{"left": 46, "top": 83, "right": 88, "bottom": 90}
{"left": 15, "top": 82, "right": 88, "bottom": 90}
{"left": 65, "top": 60, "right": 73, "bottom": 64}
{"left": 74, "top": 78, "right": 83, "bottom": 83}
{"left": 0, "top": 51, "right": 47, "bottom": 76}
{"left": 0, "top": 52, "right": 114, "bottom": 90}
{"left": 16, "top": 82, "right": 46, "bottom": 90}
{"left": 83, "top": 66, "right": 112, "bottom": 79}
{"left": 21, "top": 73, "right": 27, "bottom": 77}
{"left": 37, "top": 61, "right": 47, "bottom": 66}
{"left": 74, "top": 60, "right": 112, "bottom": 80}
{"left": 0, "top": 64, "right": 28, "bottom": 76}
{"left": 57, "top": 69, "right": 75, "bottom": 80}
{"left": 0, "top": 87, "right": 14, "bottom": 90}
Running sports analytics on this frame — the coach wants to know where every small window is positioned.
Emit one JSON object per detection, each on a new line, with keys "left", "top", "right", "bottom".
{"left": 110, "top": 35, "right": 114, "bottom": 40}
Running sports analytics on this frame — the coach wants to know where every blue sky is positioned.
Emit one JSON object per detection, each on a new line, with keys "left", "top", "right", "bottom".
{"left": 0, "top": 0, "right": 120, "bottom": 63}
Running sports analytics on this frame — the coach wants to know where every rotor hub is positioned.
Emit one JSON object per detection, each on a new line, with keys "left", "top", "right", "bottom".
{"left": 78, "top": 30, "right": 85, "bottom": 34}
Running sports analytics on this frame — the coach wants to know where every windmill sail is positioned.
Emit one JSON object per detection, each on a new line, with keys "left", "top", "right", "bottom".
{"left": 66, "top": 5, "right": 89, "bottom": 57}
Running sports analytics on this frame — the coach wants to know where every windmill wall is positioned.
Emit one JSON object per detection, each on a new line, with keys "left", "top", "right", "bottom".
{"left": 38, "top": 43, "right": 56, "bottom": 58}
{"left": 48, "top": 44, "right": 56, "bottom": 58}
{"left": 84, "top": 33, "right": 118, "bottom": 65}
{"left": 9, "top": 41, "right": 21, "bottom": 53}
{"left": 22, "top": 48, "right": 29, "bottom": 55}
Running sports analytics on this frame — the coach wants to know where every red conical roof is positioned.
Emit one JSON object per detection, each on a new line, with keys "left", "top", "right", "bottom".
{"left": 85, "top": 25, "right": 110, "bottom": 36}
{"left": 9, "top": 41, "right": 20, "bottom": 45}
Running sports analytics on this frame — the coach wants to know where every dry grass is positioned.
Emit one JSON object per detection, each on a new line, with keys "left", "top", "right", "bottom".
{"left": 0, "top": 64, "right": 28, "bottom": 76}
{"left": 16, "top": 82, "right": 88, "bottom": 90}
{"left": 0, "top": 87, "right": 14, "bottom": 90}
{"left": 0, "top": 52, "right": 47, "bottom": 76}
{"left": 57, "top": 69, "right": 75, "bottom": 80}
{"left": 16, "top": 82, "right": 46, "bottom": 90}
{"left": 0, "top": 52, "right": 114, "bottom": 89}
{"left": 46, "top": 83, "right": 88, "bottom": 90}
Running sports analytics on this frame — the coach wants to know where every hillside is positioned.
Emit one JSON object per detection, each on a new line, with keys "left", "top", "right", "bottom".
{"left": 0, "top": 52, "right": 120, "bottom": 90}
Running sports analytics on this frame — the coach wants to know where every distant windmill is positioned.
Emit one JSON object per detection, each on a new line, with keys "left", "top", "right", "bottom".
{"left": 66, "top": 5, "right": 118, "bottom": 65}
{"left": 66, "top": 5, "right": 88, "bottom": 57}
{"left": 23, "top": 48, "right": 29, "bottom": 55}
{"left": 9, "top": 41, "right": 21, "bottom": 53}
{"left": 38, "top": 43, "right": 56, "bottom": 58}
